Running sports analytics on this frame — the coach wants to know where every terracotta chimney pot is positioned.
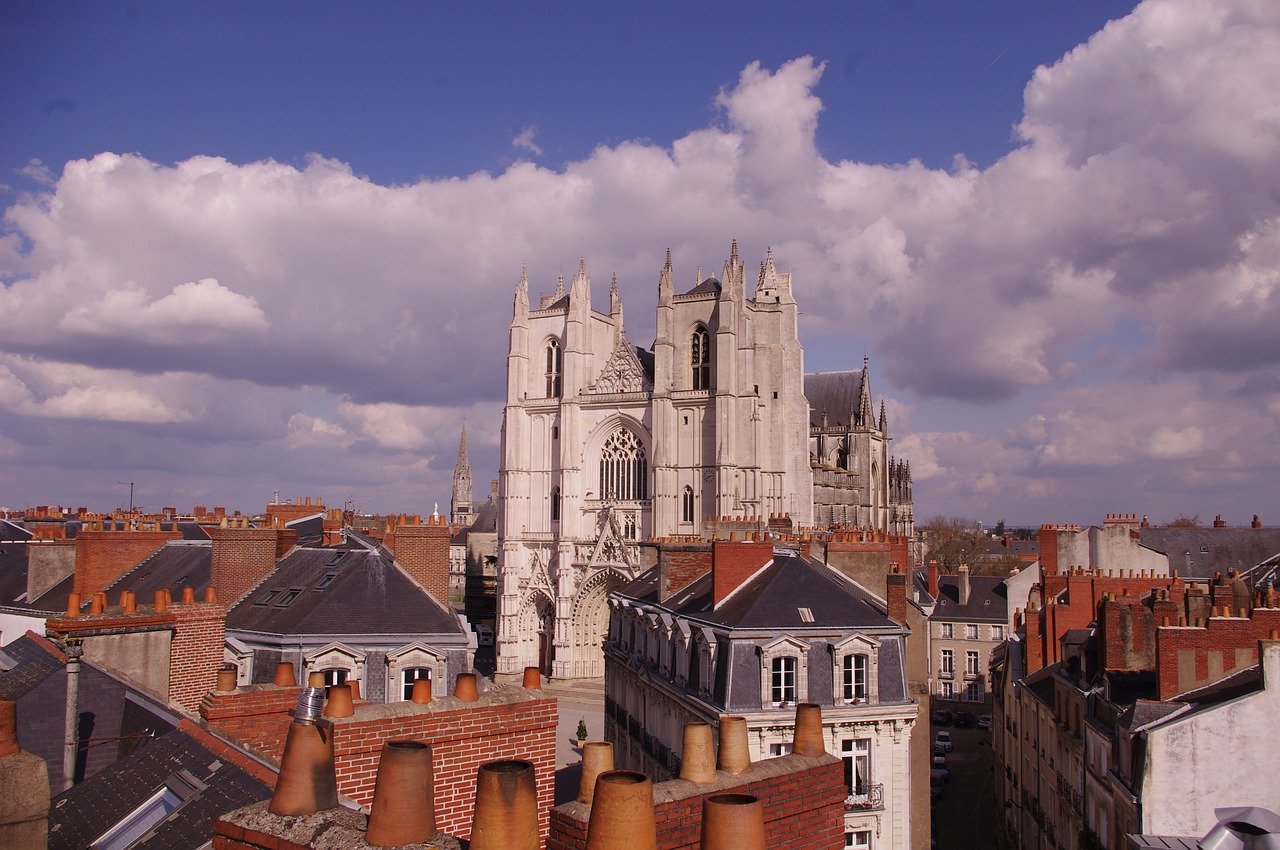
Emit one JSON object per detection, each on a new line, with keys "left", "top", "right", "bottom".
{"left": 791, "top": 703, "right": 826, "bottom": 756}
{"left": 121, "top": 590, "right": 136, "bottom": 613}
{"left": 454, "top": 672, "right": 480, "bottom": 701}
{"left": 717, "top": 716, "right": 751, "bottom": 775}
{"left": 273, "top": 662, "right": 297, "bottom": 687}
{"left": 700, "top": 793, "right": 766, "bottom": 850}
{"left": 347, "top": 679, "right": 361, "bottom": 701}
{"left": 323, "top": 684, "right": 354, "bottom": 718}
{"left": 216, "top": 666, "right": 238, "bottom": 692}
{"left": 204, "top": 586, "right": 218, "bottom": 604}
{"left": 0, "top": 699, "right": 19, "bottom": 757}
{"left": 679, "top": 722, "right": 717, "bottom": 783}
{"left": 308, "top": 671, "right": 327, "bottom": 689}
{"left": 411, "top": 678, "right": 433, "bottom": 704}
{"left": 181, "top": 586, "right": 195, "bottom": 604}
{"left": 585, "top": 770, "right": 657, "bottom": 850}
{"left": 89, "top": 592, "right": 105, "bottom": 615}
{"left": 64, "top": 592, "right": 81, "bottom": 618}
{"left": 522, "top": 666, "right": 542, "bottom": 689}
{"left": 366, "top": 741, "right": 437, "bottom": 847}
{"left": 269, "top": 717, "right": 339, "bottom": 816}
{"left": 577, "top": 741, "right": 615, "bottom": 804}
{"left": 469, "top": 760, "right": 539, "bottom": 850}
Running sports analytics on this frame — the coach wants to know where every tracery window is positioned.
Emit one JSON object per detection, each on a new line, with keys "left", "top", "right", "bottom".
{"left": 681, "top": 485, "right": 695, "bottom": 523}
{"left": 691, "top": 326, "right": 711, "bottom": 390}
{"left": 545, "top": 339, "right": 562, "bottom": 398}
{"left": 599, "top": 428, "right": 647, "bottom": 501}
{"left": 550, "top": 486, "right": 560, "bottom": 522}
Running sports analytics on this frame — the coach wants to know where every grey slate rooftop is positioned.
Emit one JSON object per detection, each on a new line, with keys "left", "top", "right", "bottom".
{"left": 1137, "top": 527, "right": 1280, "bottom": 580}
{"left": 619, "top": 552, "right": 899, "bottom": 631}
{"left": 227, "top": 547, "right": 465, "bottom": 636}
{"left": 104, "top": 542, "right": 213, "bottom": 602}
{"left": 913, "top": 569, "right": 1009, "bottom": 622}
{"left": 803, "top": 370, "right": 866, "bottom": 429}
{"left": 0, "top": 631, "right": 64, "bottom": 700}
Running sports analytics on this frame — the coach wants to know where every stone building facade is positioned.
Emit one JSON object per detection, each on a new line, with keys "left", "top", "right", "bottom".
{"left": 495, "top": 244, "right": 913, "bottom": 679}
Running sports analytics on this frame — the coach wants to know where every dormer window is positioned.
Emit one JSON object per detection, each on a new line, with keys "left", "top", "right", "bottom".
{"left": 770, "top": 656, "right": 796, "bottom": 706}
{"left": 691, "top": 326, "right": 711, "bottom": 390}
{"left": 834, "top": 634, "right": 880, "bottom": 705}
{"left": 843, "top": 654, "right": 868, "bottom": 703}
{"left": 545, "top": 339, "right": 562, "bottom": 398}
{"left": 761, "top": 636, "right": 810, "bottom": 709}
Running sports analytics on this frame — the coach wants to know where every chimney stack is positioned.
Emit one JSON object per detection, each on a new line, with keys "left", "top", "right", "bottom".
{"left": 0, "top": 700, "right": 49, "bottom": 848}
{"left": 711, "top": 540, "right": 774, "bottom": 607}
{"left": 927, "top": 559, "right": 940, "bottom": 599}
{"left": 1253, "top": 514, "right": 1263, "bottom": 529}
{"left": 1214, "top": 514, "right": 1226, "bottom": 528}
{"left": 268, "top": 687, "right": 338, "bottom": 816}
{"left": 210, "top": 525, "right": 296, "bottom": 606}
{"left": 390, "top": 515, "right": 452, "bottom": 608}
{"left": 469, "top": 760, "right": 539, "bottom": 850}
{"left": 959, "top": 563, "right": 971, "bottom": 606}
{"left": 886, "top": 563, "right": 907, "bottom": 624}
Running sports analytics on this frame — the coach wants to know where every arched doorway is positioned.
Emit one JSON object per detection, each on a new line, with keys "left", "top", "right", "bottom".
{"left": 517, "top": 592, "right": 556, "bottom": 676}
{"left": 570, "top": 569, "right": 625, "bottom": 678}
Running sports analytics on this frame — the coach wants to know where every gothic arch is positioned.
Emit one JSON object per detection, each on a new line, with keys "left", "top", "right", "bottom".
{"left": 516, "top": 589, "right": 556, "bottom": 675}
{"left": 568, "top": 568, "right": 626, "bottom": 678}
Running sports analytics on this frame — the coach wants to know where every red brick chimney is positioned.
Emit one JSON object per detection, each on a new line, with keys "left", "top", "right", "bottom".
{"left": 927, "top": 559, "right": 940, "bottom": 599}
{"left": 711, "top": 540, "right": 774, "bottom": 607}
{"left": 73, "top": 525, "right": 182, "bottom": 597}
{"left": 1253, "top": 514, "right": 1262, "bottom": 529}
{"left": 392, "top": 514, "right": 451, "bottom": 608}
{"left": 958, "top": 564, "right": 971, "bottom": 606}
{"left": 1024, "top": 600, "right": 1044, "bottom": 673}
{"left": 210, "top": 522, "right": 296, "bottom": 605}
{"left": 657, "top": 543, "right": 712, "bottom": 603}
{"left": 1213, "top": 514, "right": 1226, "bottom": 528}
{"left": 885, "top": 563, "right": 907, "bottom": 624}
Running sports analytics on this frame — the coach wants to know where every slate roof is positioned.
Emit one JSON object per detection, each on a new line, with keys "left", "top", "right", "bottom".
{"left": 0, "top": 520, "right": 32, "bottom": 541}
{"left": 48, "top": 727, "right": 272, "bottom": 850}
{"left": 0, "top": 543, "right": 30, "bottom": 605}
{"left": 1137, "top": 527, "right": 1280, "bottom": 580}
{"left": 103, "top": 543, "right": 213, "bottom": 602}
{"left": 803, "top": 371, "right": 865, "bottom": 429}
{"left": 619, "top": 553, "right": 899, "bottom": 631}
{"left": 635, "top": 345, "right": 655, "bottom": 383}
{"left": 920, "top": 571, "right": 1008, "bottom": 622}
{"left": 226, "top": 547, "right": 465, "bottom": 637}
{"left": 681, "top": 277, "right": 722, "bottom": 297}
{"left": 285, "top": 513, "right": 324, "bottom": 547}
{"left": 174, "top": 521, "right": 210, "bottom": 541}
{"left": 27, "top": 573, "right": 74, "bottom": 613}
{"left": 0, "top": 632, "right": 64, "bottom": 700}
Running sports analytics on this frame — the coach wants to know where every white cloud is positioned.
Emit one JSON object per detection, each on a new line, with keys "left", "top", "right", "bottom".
{"left": 1, "top": 0, "right": 1278, "bottom": 518}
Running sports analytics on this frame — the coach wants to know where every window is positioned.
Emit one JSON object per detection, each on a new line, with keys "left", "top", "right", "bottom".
{"left": 842, "top": 738, "right": 871, "bottom": 796}
{"left": 681, "top": 485, "right": 694, "bottom": 523}
{"left": 320, "top": 668, "right": 347, "bottom": 694}
{"left": 770, "top": 656, "right": 797, "bottom": 706}
{"left": 255, "top": 589, "right": 281, "bottom": 605}
{"left": 315, "top": 573, "right": 337, "bottom": 590}
{"left": 93, "top": 787, "right": 184, "bottom": 850}
{"left": 842, "top": 654, "right": 868, "bottom": 703}
{"left": 846, "top": 831, "right": 871, "bottom": 849}
{"left": 599, "top": 428, "right": 647, "bottom": 501}
{"left": 940, "top": 623, "right": 953, "bottom": 639}
{"left": 940, "top": 649, "right": 954, "bottom": 676}
{"left": 550, "top": 486, "right": 560, "bottom": 522}
{"left": 691, "top": 326, "right": 711, "bottom": 390}
{"left": 992, "top": 625, "right": 1005, "bottom": 641}
{"left": 966, "top": 651, "right": 980, "bottom": 676}
{"left": 623, "top": 514, "right": 637, "bottom": 539}
{"left": 401, "top": 667, "right": 431, "bottom": 700}
{"left": 940, "top": 681, "right": 954, "bottom": 699}
{"left": 769, "top": 742, "right": 792, "bottom": 757}
{"left": 964, "top": 682, "right": 983, "bottom": 702}
{"left": 965, "top": 624, "right": 979, "bottom": 640}
{"left": 545, "top": 339, "right": 562, "bottom": 398}
{"left": 275, "top": 589, "right": 302, "bottom": 607}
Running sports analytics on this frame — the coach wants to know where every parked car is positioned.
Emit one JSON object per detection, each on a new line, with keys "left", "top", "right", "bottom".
{"left": 930, "top": 709, "right": 954, "bottom": 726}
{"left": 931, "top": 755, "right": 950, "bottom": 780}
{"left": 954, "top": 711, "right": 976, "bottom": 728}
{"left": 933, "top": 730, "right": 953, "bottom": 753}
{"left": 977, "top": 714, "right": 993, "bottom": 730}
{"left": 930, "top": 771, "right": 946, "bottom": 800}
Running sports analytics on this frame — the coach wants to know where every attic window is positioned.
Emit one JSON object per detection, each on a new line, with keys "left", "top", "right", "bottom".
{"left": 275, "top": 589, "right": 303, "bottom": 607}
{"left": 798, "top": 607, "right": 815, "bottom": 623}
{"left": 315, "top": 573, "right": 337, "bottom": 590}
{"left": 325, "top": 551, "right": 346, "bottom": 567}
{"left": 255, "top": 590, "right": 281, "bottom": 606}
{"left": 1199, "top": 545, "right": 1209, "bottom": 554}
{"left": 91, "top": 786, "right": 183, "bottom": 850}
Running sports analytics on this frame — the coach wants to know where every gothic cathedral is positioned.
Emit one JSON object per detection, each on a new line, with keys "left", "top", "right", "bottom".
{"left": 494, "top": 242, "right": 912, "bottom": 679}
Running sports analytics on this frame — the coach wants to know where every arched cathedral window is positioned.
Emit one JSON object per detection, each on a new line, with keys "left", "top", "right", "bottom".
{"left": 545, "top": 339, "right": 562, "bottom": 398}
{"left": 550, "top": 486, "right": 560, "bottom": 522}
{"left": 691, "top": 326, "right": 711, "bottom": 390}
{"left": 599, "top": 428, "right": 647, "bottom": 501}
{"left": 682, "top": 485, "right": 695, "bottom": 523}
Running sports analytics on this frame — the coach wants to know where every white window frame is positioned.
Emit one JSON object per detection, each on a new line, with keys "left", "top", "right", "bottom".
{"left": 965, "top": 650, "right": 980, "bottom": 676}
{"left": 400, "top": 667, "right": 432, "bottom": 700}
{"left": 304, "top": 642, "right": 363, "bottom": 694}
{"left": 833, "top": 633, "right": 879, "bottom": 705}
{"left": 760, "top": 636, "right": 809, "bottom": 708}
{"left": 386, "top": 642, "right": 448, "bottom": 701}
{"left": 992, "top": 624, "right": 1005, "bottom": 641}
{"left": 846, "top": 830, "right": 872, "bottom": 849}
{"left": 771, "top": 656, "right": 797, "bottom": 706}
{"left": 940, "top": 648, "right": 954, "bottom": 676}
{"left": 965, "top": 624, "right": 979, "bottom": 640}
{"left": 940, "top": 623, "right": 953, "bottom": 639}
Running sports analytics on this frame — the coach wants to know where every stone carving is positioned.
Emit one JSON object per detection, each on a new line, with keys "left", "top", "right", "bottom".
{"left": 590, "top": 333, "right": 649, "bottom": 394}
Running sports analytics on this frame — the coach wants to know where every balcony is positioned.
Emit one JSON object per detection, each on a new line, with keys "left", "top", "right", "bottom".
{"left": 845, "top": 784, "right": 884, "bottom": 812}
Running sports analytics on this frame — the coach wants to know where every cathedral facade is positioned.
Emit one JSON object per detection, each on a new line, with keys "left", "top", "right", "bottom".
{"left": 494, "top": 243, "right": 912, "bottom": 679}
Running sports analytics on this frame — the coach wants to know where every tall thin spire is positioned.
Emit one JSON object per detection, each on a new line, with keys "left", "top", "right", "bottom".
{"left": 659, "top": 248, "right": 673, "bottom": 299}
{"left": 609, "top": 273, "right": 624, "bottom": 330}
{"left": 513, "top": 264, "right": 529, "bottom": 319}
{"left": 451, "top": 422, "right": 473, "bottom": 526}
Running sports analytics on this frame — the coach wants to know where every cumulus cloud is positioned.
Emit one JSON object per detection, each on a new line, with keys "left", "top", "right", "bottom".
{"left": 1, "top": 0, "right": 1278, "bottom": 518}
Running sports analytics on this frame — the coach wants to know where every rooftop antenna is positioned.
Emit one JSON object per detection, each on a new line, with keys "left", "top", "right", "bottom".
{"left": 117, "top": 481, "right": 135, "bottom": 512}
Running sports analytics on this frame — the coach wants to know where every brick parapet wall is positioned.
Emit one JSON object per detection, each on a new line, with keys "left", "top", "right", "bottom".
{"left": 73, "top": 529, "right": 182, "bottom": 596}
{"left": 213, "top": 801, "right": 464, "bottom": 850}
{"left": 547, "top": 753, "right": 846, "bottom": 850}
{"left": 210, "top": 528, "right": 295, "bottom": 606}
{"left": 328, "top": 694, "right": 557, "bottom": 842}
{"left": 390, "top": 521, "right": 452, "bottom": 608}
{"left": 826, "top": 535, "right": 912, "bottom": 570}
{"left": 200, "top": 685, "right": 301, "bottom": 762}
{"left": 1155, "top": 606, "right": 1280, "bottom": 699}
{"left": 169, "top": 602, "right": 227, "bottom": 713}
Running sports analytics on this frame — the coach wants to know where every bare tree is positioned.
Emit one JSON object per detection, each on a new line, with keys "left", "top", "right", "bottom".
{"left": 1167, "top": 514, "right": 1201, "bottom": 528}
{"left": 921, "top": 515, "right": 988, "bottom": 572}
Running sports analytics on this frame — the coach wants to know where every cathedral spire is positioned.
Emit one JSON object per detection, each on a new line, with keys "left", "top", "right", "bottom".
{"left": 513, "top": 264, "right": 529, "bottom": 320}
{"left": 757, "top": 245, "right": 777, "bottom": 291}
{"left": 451, "top": 422, "right": 473, "bottom": 526}
{"left": 658, "top": 248, "right": 673, "bottom": 303}
{"left": 609, "top": 273, "right": 624, "bottom": 330}
{"left": 879, "top": 400, "right": 888, "bottom": 434}
{"left": 857, "top": 356, "right": 874, "bottom": 427}
{"left": 553, "top": 272, "right": 566, "bottom": 300}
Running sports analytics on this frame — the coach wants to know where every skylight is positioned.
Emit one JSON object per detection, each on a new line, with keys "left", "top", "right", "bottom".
{"left": 798, "top": 607, "right": 815, "bottom": 623}
{"left": 275, "top": 589, "right": 303, "bottom": 607}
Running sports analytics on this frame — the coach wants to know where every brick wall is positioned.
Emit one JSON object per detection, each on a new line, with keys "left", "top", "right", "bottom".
{"left": 169, "top": 601, "right": 227, "bottom": 713}
{"left": 547, "top": 752, "right": 846, "bottom": 850}
{"left": 73, "top": 529, "right": 182, "bottom": 596}
{"left": 1099, "top": 597, "right": 1156, "bottom": 671}
{"left": 711, "top": 541, "right": 774, "bottom": 606}
{"left": 326, "top": 695, "right": 557, "bottom": 842}
{"left": 657, "top": 545, "right": 711, "bottom": 602}
{"left": 825, "top": 532, "right": 912, "bottom": 572}
{"left": 1155, "top": 606, "right": 1280, "bottom": 699}
{"left": 886, "top": 565, "right": 907, "bottom": 624}
{"left": 390, "top": 517, "right": 452, "bottom": 608}
{"left": 200, "top": 686, "right": 300, "bottom": 762}
{"left": 210, "top": 528, "right": 295, "bottom": 606}
{"left": 264, "top": 498, "right": 324, "bottom": 527}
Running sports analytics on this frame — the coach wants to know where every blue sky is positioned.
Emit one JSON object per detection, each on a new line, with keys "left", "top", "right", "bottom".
{"left": 2, "top": 1, "right": 1278, "bottom": 528}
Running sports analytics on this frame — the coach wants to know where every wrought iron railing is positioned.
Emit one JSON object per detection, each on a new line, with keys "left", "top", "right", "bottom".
{"left": 845, "top": 784, "right": 884, "bottom": 811}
